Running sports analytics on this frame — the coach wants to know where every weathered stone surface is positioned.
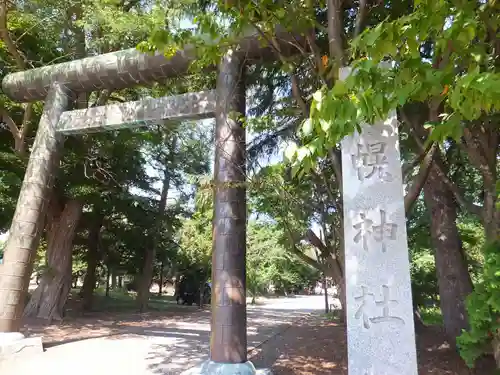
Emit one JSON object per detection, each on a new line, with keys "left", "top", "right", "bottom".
{"left": 57, "top": 90, "right": 216, "bottom": 135}
{"left": 340, "top": 67, "right": 418, "bottom": 375}
{"left": 1, "top": 28, "right": 304, "bottom": 102}
{"left": 181, "top": 360, "right": 264, "bottom": 375}
{"left": 210, "top": 50, "right": 247, "bottom": 364}
{"left": 0, "top": 333, "right": 43, "bottom": 361}
{"left": 0, "top": 83, "right": 70, "bottom": 332}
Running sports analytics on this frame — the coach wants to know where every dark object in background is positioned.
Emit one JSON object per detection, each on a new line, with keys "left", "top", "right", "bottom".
{"left": 175, "top": 274, "right": 211, "bottom": 306}
{"left": 126, "top": 280, "right": 137, "bottom": 292}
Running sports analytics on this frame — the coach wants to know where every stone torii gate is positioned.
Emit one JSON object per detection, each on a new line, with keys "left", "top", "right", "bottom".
{"left": 0, "top": 30, "right": 299, "bottom": 374}
{"left": 0, "top": 32, "right": 419, "bottom": 375}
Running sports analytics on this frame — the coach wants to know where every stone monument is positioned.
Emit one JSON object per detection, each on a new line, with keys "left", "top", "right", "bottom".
{"left": 340, "top": 68, "right": 418, "bottom": 374}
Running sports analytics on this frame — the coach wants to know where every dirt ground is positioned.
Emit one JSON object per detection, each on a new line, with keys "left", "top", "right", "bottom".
{"left": 249, "top": 315, "right": 496, "bottom": 375}
{"left": 20, "top": 305, "right": 202, "bottom": 345}
{"left": 18, "top": 303, "right": 496, "bottom": 375}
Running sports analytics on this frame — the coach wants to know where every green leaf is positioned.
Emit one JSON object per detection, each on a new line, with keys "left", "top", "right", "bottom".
{"left": 284, "top": 142, "right": 298, "bottom": 162}
{"left": 301, "top": 118, "right": 314, "bottom": 136}
{"left": 312, "top": 89, "right": 323, "bottom": 104}
{"left": 332, "top": 81, "right": 347, "bottom": 96}
{"left": 319, "top": 119, "right": 331, "bottom": 132}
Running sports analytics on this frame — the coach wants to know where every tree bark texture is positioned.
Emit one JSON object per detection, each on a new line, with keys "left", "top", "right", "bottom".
{"left": 483, "top": 183, "right": 499, "bottom": 242}
{"left": 23, "top": 199, "right": 83, "bottom": 321}
{"left": 0, "top": 83, "right": 70, "bottom": 332}
{"left": 136, "top": 166, "right": 171, "bottom": 311}
{"left": 322, "top": 274, "right": 329, "bottom": 314}
{"left": 111, "top": 272, "right": 117, "bottom": 289}
{"left": 210, "top": 50, "right": 247, "bottom": 364}
{"left": 80, "top": 214, "right": 103, "bottom": 311}
{"left": 423, "top": 164, "right": 473, "bottom": 345}
{"left": 158, "top": 261, "right": 164, "bottom": 296}
{"left": 105, "top": 265, "right": 111, "bottom": 297}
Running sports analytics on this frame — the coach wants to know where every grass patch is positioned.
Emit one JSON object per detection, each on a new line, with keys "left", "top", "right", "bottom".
{"left": 68, "top": 287, "right": 176, "bottom": 313}
{"left": 420, "top": 306, "right": 443, "bottom": 326}
{"left": 324, "top": 310, "right": 341, "bottom": 322}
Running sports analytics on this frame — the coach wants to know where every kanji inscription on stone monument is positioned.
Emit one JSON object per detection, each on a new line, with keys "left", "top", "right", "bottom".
{"left": 340, "top": 66, "right": 418, "bottom": 375}
{"left": 351, "top": 141, "right": 393, "bottom": 182}
{"left": 352, "top": 209, "right": 398, "bottom": 252}
{"left": 354, "top": 284, "right": 405, "bottom": 329}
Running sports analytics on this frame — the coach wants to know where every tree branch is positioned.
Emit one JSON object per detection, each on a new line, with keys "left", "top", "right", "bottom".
{"left": 462, "top": 126, "right": 496, "bottom": 187}
{"left": 404, "top": 142, "right": 437, "bottom": 213}
{"left": 0, "top": 109, "right": 20, "bottom": 141}
{"left": 400, "top": 107, "right": 482, "bottom": 218}
{"left": 0, "top": 0, "right": 26, "bottom": 70}
{"left": 289, "top": 243, "right": 324, "bottom": 271}
{"left": 305, "top": 228, "right": 344, "bottom": 280}
{"left": 305, "top": 228, "right": 329, "bottom": 255}
{"left": 94, "top": 89, "right": 112, "bottom": 107}
{"left": 328, "top": 148, "right": 343, "bottom": 193}
{"left": 402, "top": 141, "right": 433, "bottom": 177}
{"left": 250, "top": 23, "right": 309, "bottom": 115}
{"left": 305, "top": 30, "right": 328, "bottom": 86}
{"left": 354, "top": 0, "right": 369, "bottom": 38}
{"left": 412, "top": 131, "right": 483, "bottom": 218}
{"left": 0, "top": 1, "right": 34, "bottom": 156}
{"left": 327, "top": 0, "right": 345, "bottom": 66}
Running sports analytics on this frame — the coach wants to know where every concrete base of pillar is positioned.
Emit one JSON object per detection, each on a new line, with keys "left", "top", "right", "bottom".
{"left": 181, "top": 360, "right": 272, "bottom": 375}
{"left": 0, "top": 332, "right": 43, "bottom": 362}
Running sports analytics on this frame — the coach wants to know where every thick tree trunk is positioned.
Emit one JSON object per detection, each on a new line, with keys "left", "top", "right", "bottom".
{"left": 136, "top": 247, "right": 154, "bottom": 311}
{"left": 80, "top": 214, "right": 103, "bottom": 311}
{"left": 24, "top": 199, "right": 83, "bottom": 321}
{"left": 423, "top": 165, "right": 473, "bottom": 345}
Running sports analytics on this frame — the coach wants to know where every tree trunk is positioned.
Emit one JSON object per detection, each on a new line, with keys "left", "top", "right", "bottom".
{"left": 111, "top": 271, "right": 117, "bottom": 289}
{"left": 24, "top": 199, "right": 83, "bottom": 321}
{"left": 80, "top": 214, "right": 103, "bottom": 311}
{"left": 322, "top": 274, "right": 329, "bottom": 313}
{"left": 323, "top": 254, "right": 346, "bottom": 322}
{"left": 413, "top": 308, "right": 426, "bottom": 333}
{"left": 136, "top": 154, "right": 172, "bottom": 311}
{"left": 337, "top": 280, "right": 347, "bottom": 322}
{"left": 484, "top": 188, "right": 499, "bottom": 242}
{"left": 105, "top": 264, "right": 111, "bottom": 297}
{"left": 158, "top": 261, "right": 164, "bottom": 296}
{"left": 136, "top": 248, "right": 154, "bottom": 310}
{"left": 423, "top": 165, "right": 473, "bottom": 345}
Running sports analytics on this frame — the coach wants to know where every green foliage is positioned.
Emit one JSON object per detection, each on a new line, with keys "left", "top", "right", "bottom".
{"left": 458, "top": 241, "right": 500, "bottom": 367}
{"left": 247, "top": 221, "right": 319, "bottom": 298}
{"left": 285, "top": 0, "right": 500, "bottom": 175}
{"left": 411, "top": 249, "right": 438, "bottom": 307}
{"left": 420, "top": 306, "right": 443, "bottom": 326}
